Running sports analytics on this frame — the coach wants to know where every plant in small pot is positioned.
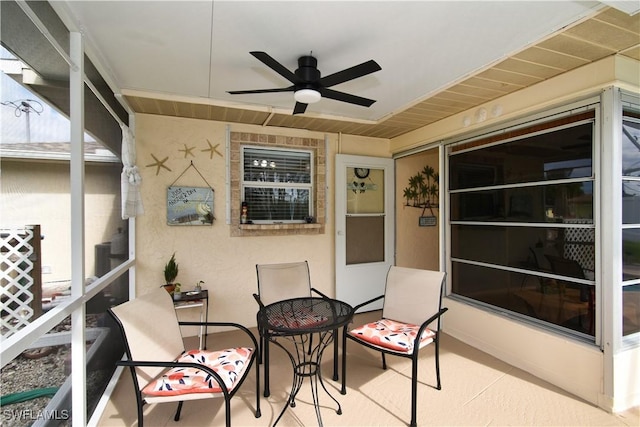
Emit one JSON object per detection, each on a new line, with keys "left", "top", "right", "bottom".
{"left": 162, "top": 253, "right": 179, "bottom": 294}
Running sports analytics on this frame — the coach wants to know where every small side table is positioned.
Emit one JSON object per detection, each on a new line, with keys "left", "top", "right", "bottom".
{"left": 173, "top": 289, "right": 209, "bottom": 349}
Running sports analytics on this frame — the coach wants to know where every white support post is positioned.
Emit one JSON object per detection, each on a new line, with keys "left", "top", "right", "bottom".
{"left": 225, "top": 124, "right": 231, "bottom": 224}
{"left": 439, "top": 144, "right": 446, "bottom": 273}
{"left": 128, "top": 113, "right": 137, "bottom": 301}
{"left": 69, "top": 31, "right": 86, "bottom": 427}
{"left": 599, "top": 86, "right": 623, "bottom": 408}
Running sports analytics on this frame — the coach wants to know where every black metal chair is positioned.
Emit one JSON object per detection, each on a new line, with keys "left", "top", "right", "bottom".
{"left": 545, "top": 254, "right": 595, "bottom": 334}
{"left": 341, "top": 266, "right": 447, "bottom": 427}
{"left": 108, "top": 287, "right": 261, "bottom": 427}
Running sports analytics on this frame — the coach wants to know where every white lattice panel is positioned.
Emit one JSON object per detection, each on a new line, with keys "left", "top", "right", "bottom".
{"left": 1, "top": 227, "right": 35, "bottom": 337}
{"left": 563, "top": 219, "right": 595, "bottom": 273}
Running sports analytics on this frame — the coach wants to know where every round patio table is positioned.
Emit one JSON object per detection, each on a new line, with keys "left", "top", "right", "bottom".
{"left": 259, "top": 296, "right": 354, "bottom": 427}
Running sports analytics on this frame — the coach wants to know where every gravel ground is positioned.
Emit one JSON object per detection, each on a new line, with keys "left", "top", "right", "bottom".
{"left": 1, "top": 344, "right": 70, "bottom": 426}
{"left": 1, "top": 315, "right": 112, "bottom": 427}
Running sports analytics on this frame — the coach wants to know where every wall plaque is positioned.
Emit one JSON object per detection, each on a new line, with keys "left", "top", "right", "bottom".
{"left": 419, "top": 216, "right": 437, "bottom": 227}
{"left": 167, "top": 186, "right": 214, "bottom": 225}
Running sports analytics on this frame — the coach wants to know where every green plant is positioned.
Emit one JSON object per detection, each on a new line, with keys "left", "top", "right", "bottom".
{"left": 164, "top": 253, "right": 179, "bottom": 284}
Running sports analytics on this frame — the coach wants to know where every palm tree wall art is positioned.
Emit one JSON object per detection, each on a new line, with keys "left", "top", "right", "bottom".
{"left": 402, "top": 165, "right": 439, "bottom": 217}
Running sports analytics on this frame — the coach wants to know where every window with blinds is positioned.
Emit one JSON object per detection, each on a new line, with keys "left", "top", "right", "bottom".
{"left": 241, "top": 146, "right": 313, "bottom": 223}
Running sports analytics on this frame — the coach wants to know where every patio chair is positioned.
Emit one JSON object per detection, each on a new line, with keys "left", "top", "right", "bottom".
{"left": 108, "top": 287, "right": 261, "bottom": 427}
{"left": 254, "top": 260, "right": 338, "bottom": 397}
{"left": 545, "top": 254, "right": 595, "bottom": 334}
{"left": 341, "top": 266, "right": 447, "bottom": 427}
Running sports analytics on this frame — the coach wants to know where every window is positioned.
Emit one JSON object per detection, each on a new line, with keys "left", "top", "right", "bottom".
{"left": 229, "top": 131, "right": 325, "bottom": 236}
{"left": 622, "top": 109, "right": 640, "bottom": 337}
{"left": 241, "top": 146, "right": 313, "bottom": 223}
{"left": 448, "top": 110, "right": 597, "bottom": 338}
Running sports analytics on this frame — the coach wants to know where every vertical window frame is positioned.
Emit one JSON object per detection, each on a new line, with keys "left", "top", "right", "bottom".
{"left": 621, "top": 110, "right": 640, "bottom": 338}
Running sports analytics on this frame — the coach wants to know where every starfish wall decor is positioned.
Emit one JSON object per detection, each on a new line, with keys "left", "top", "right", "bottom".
{"left": 145, "top": 139, "right": 224, "bottom": 176}
{"left": 202, "top": 139, "right": 223, "bottom": 159}
{"left": 146, "top": 154, "right": 171, "bottom": 175}
{"left": 179, "top": 143, "right": 196, "bottom": 158}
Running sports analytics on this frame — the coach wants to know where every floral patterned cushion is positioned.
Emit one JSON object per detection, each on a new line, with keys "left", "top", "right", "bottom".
{"left": 142, "top": 347, "right": 253, "bottom": 396}
{"left": 268, "top": 307, "right": 328, "bottom": 329}
{"left": 349, "top": 318, "right": 435, "bottom": 353}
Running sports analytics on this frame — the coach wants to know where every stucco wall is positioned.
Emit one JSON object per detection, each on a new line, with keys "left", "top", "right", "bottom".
{"left": 0, "top": 159, "right": 124, "bottom": 284}
{"left": 395, "top": 149, "right": 440, "bottom": 270}
{"left": 134, "top": 114, "right": 390, "bottom": 331}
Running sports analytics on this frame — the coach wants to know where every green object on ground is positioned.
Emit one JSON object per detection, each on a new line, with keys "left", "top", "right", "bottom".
{"left": 0, "top": 387, "right": 59, "bottom": 406}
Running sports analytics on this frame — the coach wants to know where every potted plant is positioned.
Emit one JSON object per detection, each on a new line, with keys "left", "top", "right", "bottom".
{"left": 195, "top": 280, "right": 204, "bottom": 293}
{"left": 163, "top": 252, "right": 179, "bottom": 294}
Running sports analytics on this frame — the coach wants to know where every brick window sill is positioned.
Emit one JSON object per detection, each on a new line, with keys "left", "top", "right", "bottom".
{"left": 233, "top": 223, "right": 324, "bottom": 236}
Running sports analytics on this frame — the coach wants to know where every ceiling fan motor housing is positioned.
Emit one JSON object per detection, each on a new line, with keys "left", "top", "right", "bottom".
{"left": 295, "top": 56, "right": 320, "bottom": 87}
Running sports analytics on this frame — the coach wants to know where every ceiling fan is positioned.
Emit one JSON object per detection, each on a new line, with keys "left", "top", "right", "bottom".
{"left": 227, "top": 51, "right": 381, "bottom": 115}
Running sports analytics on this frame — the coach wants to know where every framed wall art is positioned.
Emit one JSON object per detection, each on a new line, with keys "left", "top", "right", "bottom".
{"left": 167, "top": 186, "right": 214, "bottom": 225}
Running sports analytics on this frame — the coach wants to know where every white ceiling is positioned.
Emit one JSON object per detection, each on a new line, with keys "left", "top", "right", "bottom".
{"left": 52, "top": 1, "right": 612, "bottom": 123}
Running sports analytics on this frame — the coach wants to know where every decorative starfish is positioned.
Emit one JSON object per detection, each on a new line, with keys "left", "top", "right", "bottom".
{"left": 202, "top": 139, "right": 223, "bottom": 159}
{"left": 179, "top": 143, "right": 196, "bottom": 158}
{"left": 145, "top": 153, "right": 171, "bottom": 175}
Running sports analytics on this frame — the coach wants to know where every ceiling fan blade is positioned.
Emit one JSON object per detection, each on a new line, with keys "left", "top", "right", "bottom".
{"left": 319, "top": 60, "right": 381, "bottom": 88}
{"left": 293, "top": 102, "right": 308, "bottom": 115}
{"left": 250, "top": 51, "right": 301, "bottom": 84}
{"left": 227, "top": 86, "right": 295, "bottom": 95}
{"left": 320, "top": 88, "right": 376, "bottom": 107}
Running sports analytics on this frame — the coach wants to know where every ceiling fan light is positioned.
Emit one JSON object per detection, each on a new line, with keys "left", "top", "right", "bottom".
{"left": 294, "top": 89, "right": 321, "bottom": 104}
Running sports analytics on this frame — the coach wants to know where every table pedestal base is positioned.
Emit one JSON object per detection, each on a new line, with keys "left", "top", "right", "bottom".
{"left": 270, "top": 330, "right": 342, "bottom": 427}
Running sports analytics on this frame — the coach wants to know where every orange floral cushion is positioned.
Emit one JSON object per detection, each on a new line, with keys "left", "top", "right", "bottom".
{"left": 349, "top": 319, "right": 435, "bottom": 353}
{"left": 142, "top": 347, "right": 253, "bottom": 396}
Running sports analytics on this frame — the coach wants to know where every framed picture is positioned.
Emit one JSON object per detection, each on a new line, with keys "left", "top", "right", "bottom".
{"left": 167, "top": 186, "right": 214, "bottom": 225}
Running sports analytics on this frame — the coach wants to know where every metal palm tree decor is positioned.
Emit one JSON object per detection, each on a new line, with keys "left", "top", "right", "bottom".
{"left": 402, "top": 165, "right": 439, "bottom": 217}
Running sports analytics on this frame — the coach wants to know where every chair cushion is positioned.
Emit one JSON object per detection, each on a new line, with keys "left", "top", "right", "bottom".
{"left": 142, "top": 347, "right": 253, "bottom": 396}
{"left": 349, "top": 318, "right": 435, "bottom": 353}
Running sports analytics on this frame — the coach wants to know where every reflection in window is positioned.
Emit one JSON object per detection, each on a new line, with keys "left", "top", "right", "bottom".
{"left": 452, "top": 262, "right": 595, "bottom": 335}
{"left": 622, "top": 113, "right": 640, "bottom": 336}
{"left": 449, "top": 115, "right": 596, "bottom": 337}
{"left": 451, "top": 182, "right": 593, "bottom": 223}
{"left": 623, "top": 229, "right": 640, "bottom": 281}
{"left": 623, "top": 284, "right": 640, "bottom": 336}
{"left": 623, "top": 180, "right": 640, "bottom": 225}
{"left": 450, "top": 122, "right": 593, "bottom": 190}
{"left": 451, "top": 225, "right": 594, "bottom": 273}
{"left": 622, "top": 118, "right": 640, "bottom": 178}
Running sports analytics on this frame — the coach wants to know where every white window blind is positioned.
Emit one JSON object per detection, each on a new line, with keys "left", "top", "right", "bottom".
{"left": 241, "top": 147, "right": 313, "bottom": 223}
